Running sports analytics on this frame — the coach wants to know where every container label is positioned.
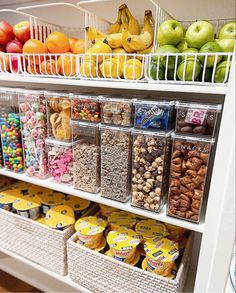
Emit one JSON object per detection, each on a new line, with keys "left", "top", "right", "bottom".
{"left": 185, "top": 109, "right": 207, "bottom": 125}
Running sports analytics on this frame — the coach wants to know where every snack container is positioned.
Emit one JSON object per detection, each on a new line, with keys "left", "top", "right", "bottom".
{"left": 0, "top": 88, "right": 24, "bottom": 173}
{"left": 108, "top": 211, "right": 137, "bottom": 231}
{"left": 100, "top": 96, "right": 133, "bottom": 127}
{"left": 134, "top": 100, "right": 175, "bottom": 131}
{"left": 131, "top": 130, "right": 172, "bottom": 212}
{"left": 39, "top": 191, "right": 65, "bottom": 215}
{"left": 18, "top": 90, "right": 48, "bottom": 178}
{"left": 175, "top": 102, "right": 222, "bottom": 137}
{"left": 46, "top": 138, "right": 75, "bottom": 185}
{"left": 142, "top": 258, "right": 178, "bottom": 279}
{"left": 13, "top": 194, "right": 41, "bottom": 220}
{"left": 106, "top": 249, "right": 140, "bottom": 267}
{"left": 45, "top": 91, "right": 71, "bottom": 141}
{"left": 70, "top": 94, "right": 101, "bottom": 123}
{"left": 101, "top": 126, "right": 132, "bottom": 202}
{"left": 62, "top": 195, "right": 91, "bottom": 219}
{"left": 72, "top": 121, "right": 100, "bottom": 193}
{"left": 165, "top": 223, "right": 186, "bottom": 242}
{"left": 0, "top": 145, "right": 3, "bottom": 167}
{"left": 45, "top": 205, "right": 75, "bottom": 230}
{"left": 99, "top": 204, "right": 120, "bottom": 218}
{"left": 167, "top": 134, "right": 214, "bottom": 223}
{"left": 0, "top": 190, "right": 19, "bottom": 211}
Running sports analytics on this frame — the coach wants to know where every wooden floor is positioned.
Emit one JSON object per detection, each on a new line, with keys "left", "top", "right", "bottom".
{"left": 0, "top": 271, "right": 42, "bottom": 292}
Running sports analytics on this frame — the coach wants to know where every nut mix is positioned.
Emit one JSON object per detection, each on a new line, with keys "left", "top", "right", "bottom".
{"left": 131, "top": 131, "right": 171, "bottom": 212}
{"left": 101, "top": 126, "right": 132, "bottom": 202}
{"left": 167, "top": 135, "right": 214, "bottom": 223}
{"left": 175, "top": 102, "right": 222, "bottom": 137}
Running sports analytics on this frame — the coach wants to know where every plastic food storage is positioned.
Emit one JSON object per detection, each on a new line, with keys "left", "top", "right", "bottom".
{"left": 72, "top": 121, "right": 100, "bottom": 193}
{"left": 175, "top": 102, "right": 222, "bottom": 137}
{"left": 18, "top": 90, "right": 48, "bottom": 178}
{"left": 167, "top": 134, "right": 214, "bottom": 223}
{"left": 46, "top": 138, "right": 75, "bottom": 185}
{"left": 0, "top": 145, "right": 3, "bottom": 168}
{"left": 101, "top": 126, "right": 132, "bottom": 202}
{"left": 100, "top": 96, "right": 133, "bottom": 127}
{"left": 70, "top": 94, "right": 101, "bottom": 123}
{"left": 45, "top": 91, "right": 71, "bottom": 141}
{"left": 0, "top": 88, "right": 24, "bottom": 173}
{"left": 134, "top": 100, "right": 175, "bottom": 131}
{"left": 131, "top": 130, "right": 172, "bottom": 213}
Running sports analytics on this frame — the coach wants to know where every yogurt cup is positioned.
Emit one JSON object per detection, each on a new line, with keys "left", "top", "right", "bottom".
{"left": 13, "top": 194, "right": 41, "bottom": 220}
{"left": 107, "top": 228, "right": 141, "bottom": 262}
{"left": 142, "top": 258, "right": 177, "bottom": 279}
{"left": 39, "top": 192, "right": 65, "bottom": 215}
{"left": 75, "top": 216, "right": 107, "bottom": 249}
{"left": 144, "top": 237, "right": 179, "bottom": 277}
{"left": 35, "top": 216, "right": 46, "bottom": 225}
{"left": 165, "top": 223, "right": 186, "bottom": 242}
{"left": 45, "top": 205, "right": 75, "bottom": 230}
{"left": 0, "top": 190, "right": 19, "bottom": 211}
{"left": 106, "top": 249, "right": 140, "bottom": 266}
{"left": 77, "top": 236, "right": 107, "bottom": 252}
{"left": 63, "top": 195, "right": 90, "bottom": 219}
{"left": 99, "top": 204, "right": 119, "bottom": 218}
{"left": 108, "top": 211, "right": 137, "bottom": 231}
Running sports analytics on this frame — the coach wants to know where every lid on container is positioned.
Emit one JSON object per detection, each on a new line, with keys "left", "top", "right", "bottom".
{"left": 99, "top": 96, "right": 132, "bottom": 103}
{"left": 142, "top": 258, "right": 177, "bottom": 278}
{"left": 35, "top": 216, "right": 46, "bottom": 225}
{"left": 108, "top": 211, "right": 137, "bottom": 229}
{"left": 133, "top": 99, "right": 175, "bottom": 106}
{"left": 45, "top": 138, "right": 78, "bottom": 147}
{"left": 13, "top": 194, "right": 41, "bottom": 211}
{"left": 28, "top": 186, "right": 55, "bottom": 196}
{"left": 44, "top": 91, "right": 70, "bottom": 98}
{"left": 100, "top": 124, "right": 131, "bottom": 132}
{"left": 18, "top": 89, "right": 44, "bottom": 96}
{"left": 135, "top": 220, "right": 169, "bottom": 240}
{"left": 45, "top": 205, "right": 75, "bottom": 229}
{"left": 62, "top": 195, "right": 90, "bottom": 212}
{"left": 175, "top": 101, "right": 222, "bottom": 111}
{"left": 0, "top": 190, "right": 19, "bottom": 204}
{"left": 75, "top": 216, "right": 107, "bottom": 235}
{"left": 69, "top": 93, "right": 99, "bottom": 101}
{"left": 39, "top": 192, "right": 64, "bottom": 206}
{"left": 107, "top": 228, "right": 141, "bottom": 250}
{"left": 131, "top": 129, "right": 173, "bottom": 137}
{"left": 171, "top": 133, "right": 215, "bottom": 144}
{"left": 144, "top": 238, "right": 179, "bottom": 263}
{"left": 70, "top": 120, "right": 100, "bottom": 128}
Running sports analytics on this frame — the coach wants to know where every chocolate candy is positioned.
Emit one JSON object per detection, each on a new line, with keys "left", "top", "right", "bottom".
{"left": 175, "top": 102, "right": 222, "bottom": 137}
{"left": 167, "top": 135, "right": 214, "bottom": 223}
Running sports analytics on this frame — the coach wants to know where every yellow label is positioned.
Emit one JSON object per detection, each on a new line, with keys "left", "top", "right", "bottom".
{"left": 13, "top": 194, "right": 41, "bottom": 211}
{"left": 105, "top": 249, "right": 140, "bottom": 266}
{"left": 142, "top": 258, "right": 177, "bottom": 279}
{"left": 40, "top": 192, "right": 64, "bottom": 205}
{"left": 107, "top": 229, "right": 141, "bottom": 251}
{"left": 63, "top": 195, "right": 90, "bottom": 212}
{"left": 135, "top": 219, "right": 169, "bottom": 241}
{"left": 45, "top": 205, "right": 75, "bottom": 229}
{"left": 75, "top": 216, "right": 107, "bottom": 235}
{"left": 36, "top": 217, "right": 46, "bottom": 225}
{"left": 108, "top": 211, "right": 137, "bottom": 230}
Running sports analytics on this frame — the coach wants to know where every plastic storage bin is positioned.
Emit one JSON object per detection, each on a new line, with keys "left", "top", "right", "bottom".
{"left": 175, "top": 102, "right": 222, "bottom": 137}
{"left": 0, "top": 88, "right": 24, "bottom": 173}
{"left": 131, "top": 130, "right": 172, "bottom": 213}
{"left": 134, "top": 100, "right": 175, "bottom": 131}
{"left": 72, "top": 121, "right": 100, "bottom": 193}
{"left": 0, "top": 145, "right": 3, "bottom": 168}
{"left": 46, "top": 138, "right": 75, "bottom": 185}
{"left": 45, "top": 91, "right": 71, "bottom": 141}
{"left": 70, "top": 94, "right": 101, "bottom": 123}
{"left": 100, "top": 96, "right": 133, "bottom": 127}
{"left": 18, "top": 90, "right": 48, "bottom": 178}
{"left": 101, "top": 126, "right": 132, "bottom": 202}
{"left": 167, "top": 134, "right": 214, "bottom": 223}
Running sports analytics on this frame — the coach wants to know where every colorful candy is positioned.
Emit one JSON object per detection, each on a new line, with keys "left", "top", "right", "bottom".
{"left": 19, "top": 91, "right": 48, "bottom": 178}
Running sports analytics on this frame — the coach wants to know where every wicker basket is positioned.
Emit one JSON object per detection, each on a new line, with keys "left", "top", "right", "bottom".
{"left": 67, "top": 232, "right": 193, "bottom": 293}
{"left": 0, "top": 209, "right": 74, "bottom": 275}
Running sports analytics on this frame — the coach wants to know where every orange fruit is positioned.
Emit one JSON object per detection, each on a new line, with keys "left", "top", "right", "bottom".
{"left": 58, "top": 53, "right": 76, "bottom": 76}
{"left": 23, "top": 39, "right": 48, "bottom": 65}
{"left": 71, "top": 39, "right": 85, "bottom": 54}
{"left": 69, "top": 37, "right": 78, "bottom": 52}
{"left": 46, "top": 31, "right": 70, "bottom": 54}
{"left": 27, "top": 63, "right": 40, "bottom": 75}
{"left": 40, "top": 59, "right": 59, "bottom": 75}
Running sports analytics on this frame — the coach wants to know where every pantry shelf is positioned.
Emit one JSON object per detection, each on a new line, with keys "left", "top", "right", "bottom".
{"left": 0, "top": 169, "right": 204, "bottom": 233}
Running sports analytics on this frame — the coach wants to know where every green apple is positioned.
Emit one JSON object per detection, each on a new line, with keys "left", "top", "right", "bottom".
{"left": 218, "top": 22, "right": 236, "bottom": 39}
{"left": 216, "top": 38, "right": 235, "bottom": 60}
{"left": 185, "top": 20, "right": 214, "bottom": 49}
{"left": 157, "top": 19, "right": 184, "bottom": 46}
{"left": 177, "top": 39, "right": 188, "bottom": 52}
{"left": 154, "top": 45, "right": 180, "bottom": 69}
{"left": 149, "top": 62, "right": 165, "bottom": 80}
{"left": 199, "top": 41, "right": 222, "bottom": 67}
{"left": 177, "top": 59, "right": 201, "bottom": 81}
{"left": 199, "top": 68, "right": 213, "bottom": 82}
{"left": 182, "top": 48, "right": 199, "bottom": 61}
{"left": 214, "top": 60, "right": 232, "bottom": 83}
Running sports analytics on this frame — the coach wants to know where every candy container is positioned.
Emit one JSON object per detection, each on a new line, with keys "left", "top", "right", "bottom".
{"left": 70, "top": 94, "right": 101, "bottom": 123}
{"left": 46, "top": 138, "right": 75, "bottom": 185}
{"left": 0, "top": 145, "right": 3, "bottom": 168}
{"left": 45, "top": 91, "right": 71, "bottom": 141}
{"left": 18, "top": 90, "right": 48, "bottom": 178}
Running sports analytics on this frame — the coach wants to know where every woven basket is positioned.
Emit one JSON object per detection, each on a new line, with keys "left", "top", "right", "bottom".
{"left": 67, "top": 233, "right": 193, "bottom": 293}
{"left": 0, "top": 209, "right": 74, "bottom": 275}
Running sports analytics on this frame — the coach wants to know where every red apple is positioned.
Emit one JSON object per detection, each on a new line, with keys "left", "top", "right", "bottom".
{"left": 0, "top": 44, "right": 5, "bottom": 52}
{"left": 0, "top": 20, "right": 14, "bottom": 45}
{"left": 6, "top": 40, "right": 23, "bottom": 53}
{"left": 13, "top": 21, "right": 30, "bottom": 44}
{"left": 9, "top": 54, "right": 23, "bottom": 74}
{"left": 0, "top": 52, "right": 10, "bottom": 72}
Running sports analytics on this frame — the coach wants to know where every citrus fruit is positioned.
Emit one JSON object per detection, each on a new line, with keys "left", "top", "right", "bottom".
{"left": 46, "top": 31, "right": 70, "bottom": 54}
{"left": 27, "top": 63, "right": 40, "bottom": 74}
{"left": 58, "top": 53, "right": 76, "bottom": 76}
{"left": 40, "top": 59, "right": 59, "bottom": 75}
{"left": 71, "top": 39, "right": 85, "bottom": 54}
{"left": 69, "top": 37, "right": 78, "bottom": 52}
{"left": 22, "top": 39, "right": 48, "bottom": 65}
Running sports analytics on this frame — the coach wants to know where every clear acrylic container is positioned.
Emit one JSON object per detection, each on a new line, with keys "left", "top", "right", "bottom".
{"left": 0, "top": 88, "right": 24, "bottom": 173}
{"left": 167, "top": 134, "right": 215, "bottom": 223}
{"left": 134, "top": 100, "right": 175, "bottom": 131}
{"left": 70, "top": 94, "right": 101, "bottom": 123}
{"left": 72, "top": 121, "right": 100, "bottom": 193}
{"left": 46, "top": 138, "right": 75, "bottom": 185}
{"left": 101, "top": 126, "right": 132, "bottom": 202}
{"left": 175, "top": 102, "right": 222, "bottom": 137}
{"left": 18, "top": 90, "right": 48, "bottom": 179}
{"left": 131, "top": 130, "right": 172, "bottom": 213}
{"left": 0, "top": 145, "right": 3, "bottom": 168}
{"left": 45, "top": 91, "right": 71, "bottom": 141}
{"left": 100, "top": 96, "right": 133, "bottom": 127}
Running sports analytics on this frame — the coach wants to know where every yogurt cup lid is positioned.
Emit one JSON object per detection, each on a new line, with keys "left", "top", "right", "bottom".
{"left": 135, "top": 220, "right": 169, "bottom": 240}
{"left": 75, "top": 216, "right": 107, "bottom": 235}
{"left": 39, "top": 192, "right": 64, "bottom": 206}
{"left": 144, "top": 238, "right": 179, "bottom": 263}
{"left": 107, "top": 228, "right": 141, "bottom": 251}
{"left": 63, "top": 195, "right": 90, "bottom": 212}
{"left": 45, "top": 205, "right": 75, "bottom": 229}
{"left": 13, "top": 194, "right": 41, "bottom": 211}
{"left": 142, "top": 258, "right": 177, "bottom": 279}
{"left": 0, "top": 190, "right": 19, "bottom": 204}
{"left": 108, "top": 211, "right": 137, "bottom": 229}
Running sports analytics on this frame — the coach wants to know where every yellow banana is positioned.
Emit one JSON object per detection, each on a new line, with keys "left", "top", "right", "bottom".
{"left": 121, "top": 28, "right": 135, "bottom": 53}
{"left": 107, "top": 9, "right": 122, "bottom": 34}
{"left": 136, "top": 44, "right": 154, "bottom": 60}
{"left": 104, "top": 33, "right": 122, "bottom": 49}
{"left": 125, "top": 7, "right": 140, "bottom": 35}
{"left": 85, "top": 27, "right": 107, "bottom": 41}
{"left": 119, "top": 8, "right": 128, "bottom": 33}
